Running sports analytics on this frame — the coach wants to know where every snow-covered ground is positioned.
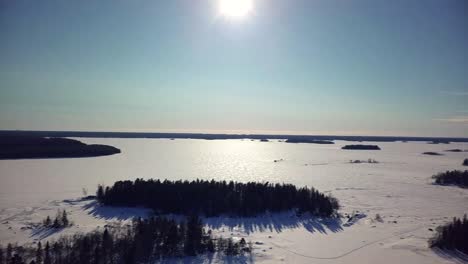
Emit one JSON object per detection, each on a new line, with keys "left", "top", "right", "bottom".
{"left": 1, "top": 139, "right": 468, "bottom": 263}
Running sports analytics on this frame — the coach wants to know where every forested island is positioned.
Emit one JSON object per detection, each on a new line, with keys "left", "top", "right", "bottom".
{"left": 341, "top": 145, "right": 381, "bottom": 150}
{"left": 430, "top": 215, "right": 468, "bottom": 254}
{"left": 432, "top": 170, "right": 468, "bottom": 188}
{"left": 0, "top": 215, "right": 247, "bottom": 264}
{"left": 97, "top": 179, "right": 339, "bottom": 217}
{"left": 0, "top": 136, "right": 120, "bottom": 159}
{"left": 422, "top": 152, "right": 443, "bottom": 156}
{"left": 445, "top": 149, "right": 464, "bottom": 152}
{"left": 285, "top": 139, "right": 334, "bottom": 144}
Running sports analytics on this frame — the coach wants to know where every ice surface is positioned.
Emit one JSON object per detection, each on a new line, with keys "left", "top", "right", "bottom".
{"left": 1, "top": 139, "right": 467, "bottom": 263}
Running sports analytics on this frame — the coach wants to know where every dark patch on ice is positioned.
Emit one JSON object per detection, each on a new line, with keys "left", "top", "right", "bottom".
{"left": 343, "top": 212, "right": 367, "bottom": 227}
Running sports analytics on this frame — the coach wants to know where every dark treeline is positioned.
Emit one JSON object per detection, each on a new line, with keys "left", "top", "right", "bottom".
{"left": 463, "top": 159, "right": 468, "bottom": 166}
{"left": 445, "top": 149, "right": 463, "bottom": 152}
{"left": 341, "top": 145, "right": 381, "bottom": 150}
{"left": 97, "top": 179, "right": 339, "bottom": 217}
{"left": 430, "top": 215, "right": 468, "bottom": 254}
{"left": 0, "top": 136, "right": 120, "bottom": 159}
{"left": 42, "top": 210, "right": 71, "bottom": 228}
{"left": 422, "top": 152, "right": 443, "bottom": 156}
{"left": 285, "top": 139, "right": 334, "bottom": 144}
{"left": 3, "top": 130, "right": 468, "bottom": 143}
{"left": 432, "top": 170, "right": 468, "bottom": 188}
{"left": 0, "top": 215, "right": 247, "bottom": 264}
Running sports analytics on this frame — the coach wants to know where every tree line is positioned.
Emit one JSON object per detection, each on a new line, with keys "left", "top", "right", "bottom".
{"left": 342, "top": 145, "right": 381, "bottom": 150}
{"left": 0, "top": 215, "right": 248, "bottom": 264}
{"left": 97, "top": 179, "right": 339, "bottom": 217}
{"left": 430, "top": 214, "right": 468, "bottom": 254}
{"left": 432, "top": 170, "right": 468, "bottom": 188}
{"left": 42, "top": 210, "right": 70, "bottom": 228}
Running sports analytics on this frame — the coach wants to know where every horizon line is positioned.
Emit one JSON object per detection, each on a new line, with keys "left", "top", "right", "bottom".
{"left": 1, "top": 129, "right": 468, "bottom": 140}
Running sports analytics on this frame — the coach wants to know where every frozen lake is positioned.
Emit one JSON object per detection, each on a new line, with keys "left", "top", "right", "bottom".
{"left": 1, "top": 138, "right": 467, "bottom": 209}
{"left": 1, "top": 138, "right": 467, "bottom": 263}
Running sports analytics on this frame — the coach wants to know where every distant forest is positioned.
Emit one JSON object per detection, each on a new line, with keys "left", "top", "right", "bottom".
{"left": 341, "top": 145, "right": 381, "bottom": 150}
{"left": 432, "top": 170, "right": 468, "bottom": 188}
{"left": 430, "top": 215, "right": 468, "bottom": 254}
{"left": 285, "top": 139, "right": 334, "bottom": 144}
{"left": 2, "top": 130, "right": 468, "bottom": 143}
{"left": 0, "top": 215, "right": 247, "bottom": 264}
{"left": 0, "top": 136, "right": 120, "bottom": 159}
{"left": 97, "top": 179, "right": 339, "bottom": 217}
{"left": 422, "top": 152, "right": 443, "bottom": 156}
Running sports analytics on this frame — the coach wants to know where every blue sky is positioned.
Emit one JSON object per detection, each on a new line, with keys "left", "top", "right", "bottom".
{"left": 1, "top": 0, "right": 467, "bottom": 136}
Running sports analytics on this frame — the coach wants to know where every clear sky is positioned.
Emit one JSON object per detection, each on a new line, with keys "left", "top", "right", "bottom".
{"left": 1, "top": 0, "right": 467, "bottom": 137}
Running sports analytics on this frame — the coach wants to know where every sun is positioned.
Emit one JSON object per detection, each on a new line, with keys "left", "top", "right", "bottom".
{"left": 218, "top": 0, "right": 254, "bottom": 19}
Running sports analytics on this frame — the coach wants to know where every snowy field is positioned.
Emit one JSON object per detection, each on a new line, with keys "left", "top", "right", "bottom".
{"left": 1, "top": 138, "right": 468, "bottom": 263}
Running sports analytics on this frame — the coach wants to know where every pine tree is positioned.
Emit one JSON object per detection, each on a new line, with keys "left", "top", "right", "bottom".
{"left": 51, "top": 243, "right": 61, "bottom": 264}
{"left": 43, "top": 242, "right": 51, "bottom": 264}
{"left": 184, "top": 215, "right": 203, "bottom": 256}
{"left": 101, "top": 228, "right": 112, "bottom": 264}
{"left": 43, "top": 216, "right": 51, "bottom": 227}
{"left": 11, "top": 254, "right": 24, "bottom": 264}
{"left": 0, "top": 245, "right": 4, "bottom": 264}
{"left": 225, "top": 238, "right": 235, "bottom": 255}
{"left": 93, "top": 246, "right": 100, "bottom": 264}
{"left": 35, "top": 242, "right": 43, "bottom": 264}
{"left": 6, "top": 244, "right": 12, "bottom": 264}
{"left": 96, "top": 185, "right": 104, "bottom": 201}
{"left": 61, "top": 210, "right": 69, "bottom": 227}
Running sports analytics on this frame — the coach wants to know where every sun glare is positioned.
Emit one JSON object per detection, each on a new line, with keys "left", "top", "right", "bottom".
{"left": 219, "top": 0, "right": 253, "bottom": 19}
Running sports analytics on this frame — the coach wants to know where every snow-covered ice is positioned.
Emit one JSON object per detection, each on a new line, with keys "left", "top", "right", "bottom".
{"left": 1, "top": 138, "right": 467, "bottom": 263}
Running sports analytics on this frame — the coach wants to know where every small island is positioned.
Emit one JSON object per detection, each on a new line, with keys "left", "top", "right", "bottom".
{"left": 0, "top": 136, "right": 120, "bottom": 159}
{"left": 97, "top": 179, "right": 339, "bottom": 217}
{"left": 445, "top": 149, "right": 463, "bottom": 152}
{"left": 285, "top": 138, "right": 334, "bottom": 144}
{"left": 463, "top": 159, "right": 468, "bottom": 166}
{"left": 432, "top": 170, "right": 468, "bottom": 188}
{"left": 422, "top": 152, "right": 443, "bottom": 156}
{"left": 341, "top": 144, "right": 381, "bottom": 150}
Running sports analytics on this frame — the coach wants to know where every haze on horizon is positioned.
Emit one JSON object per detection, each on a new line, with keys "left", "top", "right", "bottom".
{"left": 1, "top": 0, "right": 467, "bottom": 137}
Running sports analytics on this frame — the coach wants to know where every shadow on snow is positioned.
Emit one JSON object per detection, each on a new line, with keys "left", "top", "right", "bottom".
{"left": 30, "top": 226, "right": 64, "bottom": 240}
{"left": 82, "top": 200, "right": 152, "bottom": 221}
{"left": 156, "top": 253, "right": 253, "bottom": 264}
{"left": 432, "top": 248, "right": 468, "bottom": 264}
{"left": 83, "top": 201, "right": 343, "bottom": 235}
{"left": 204, "top": 212, "right": 343, "bottom": 235}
